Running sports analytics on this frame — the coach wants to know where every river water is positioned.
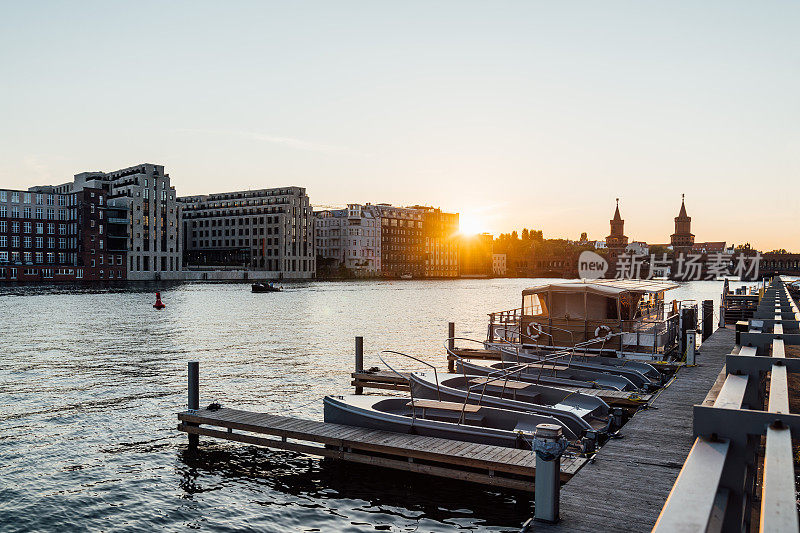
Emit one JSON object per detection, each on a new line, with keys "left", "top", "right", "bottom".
{"left": 0, "top": 279, "right": 729, "bottom": 532}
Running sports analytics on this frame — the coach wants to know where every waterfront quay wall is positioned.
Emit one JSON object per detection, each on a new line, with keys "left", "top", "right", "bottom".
{"left": 123, "top": 269, "right": 315, "bottom": 282}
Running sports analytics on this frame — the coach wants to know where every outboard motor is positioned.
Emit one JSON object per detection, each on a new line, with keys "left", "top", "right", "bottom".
{"left": 581, "top": 429, "right": 598, "bottom": 456}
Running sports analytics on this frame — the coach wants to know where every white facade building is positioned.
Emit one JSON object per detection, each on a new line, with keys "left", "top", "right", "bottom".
{"left": 626, "top": 241, "right": 649, "bottom": 256}
{"left": 492, "top": 253, "right": 507, "bottom": 277}
{"left": 314, "top": 204, "right": 381, "bottom": 276}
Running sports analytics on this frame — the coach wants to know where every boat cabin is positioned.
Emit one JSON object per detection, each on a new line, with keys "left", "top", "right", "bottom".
{"left": 492, "top": 279, "right": 680, "bottom": 355}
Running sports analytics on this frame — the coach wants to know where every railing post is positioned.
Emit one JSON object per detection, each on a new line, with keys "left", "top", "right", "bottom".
{"left": 448, "top": 322, "right": 455, "bottom": 373}
{"left": 489, "top": 314, "right": 495, "bottom": 342}
{"left": 355, "top": 336, "right": 364, "bottom": 395}
{"left": 187, "top": 361, "right": 199, "bottom": 452}
{"left": 534, "top": 423, "right": 565, "bottom": 523}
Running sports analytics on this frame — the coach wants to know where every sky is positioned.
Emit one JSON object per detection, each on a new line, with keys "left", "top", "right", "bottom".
{"left": 0, "top": 1, "right": 797, "bottom": 250}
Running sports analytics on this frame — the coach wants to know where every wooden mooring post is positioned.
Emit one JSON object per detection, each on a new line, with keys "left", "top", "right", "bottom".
{"left": 447, "top": 322, "right": 455, "bottom": 372}
{"left": 355, "top": 336, "right": 364, "bottom": 395}
{"left": 187, "top": 361, "right": 199, "bottom": 452}
{"left": 702, "top": 299, "right": 713, "bottom": 341}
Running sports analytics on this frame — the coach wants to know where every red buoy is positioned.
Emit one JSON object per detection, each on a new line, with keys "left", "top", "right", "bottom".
{"left": 153, "top": 292, "right": 165, "bottom": 310}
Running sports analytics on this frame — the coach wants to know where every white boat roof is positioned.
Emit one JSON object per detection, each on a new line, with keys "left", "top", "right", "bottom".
{"left": 523, "top": 279, "right": 678, "bottom": 297}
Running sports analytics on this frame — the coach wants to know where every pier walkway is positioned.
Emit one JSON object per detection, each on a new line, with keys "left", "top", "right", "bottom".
{"left": 178, "top": 407, "right": 586, "bottom": 492}
{"left": 535, "top": 327, "right": 735, "bottom": 532}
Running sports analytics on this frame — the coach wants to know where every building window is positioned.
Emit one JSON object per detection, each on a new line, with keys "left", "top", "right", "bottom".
{"left": 23, "top": 207, "right": 31, "bottom": 218}
{"left": 23, "top": 193, "right": 31, "bottom": 204}
{"left": 35, "top": 252, "right": 43, "bottom": 263}
{"left": 36, "top": 223, "right": 43, "bottom": 234}
{"left": 35, "top": 237, "right": 43, "bottom": 248}
{"left": 11, "top": 192, "right": 19, "bottom": 203}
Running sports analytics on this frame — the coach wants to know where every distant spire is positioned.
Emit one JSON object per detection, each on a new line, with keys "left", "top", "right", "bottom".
{"left": 613, "top": 198, "right": 622, "bottom": 221}
{"left": 678, "top": 194, "right": 688, "bottom": 218}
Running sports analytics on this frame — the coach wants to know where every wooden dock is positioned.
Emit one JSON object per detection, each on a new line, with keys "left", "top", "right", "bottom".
{"left": 177, "top": 407, "right": 586, "bottom": 492}
{"left": 533, "top": 326, "right": 736, "bottom": 532}
{"left": 351, "top": 370, "right": 653, "bottom": 408}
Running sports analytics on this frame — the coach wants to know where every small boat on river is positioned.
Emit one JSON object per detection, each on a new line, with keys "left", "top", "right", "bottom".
{"left": 323, "top": 394, "right": 579, "bottom": 447}
{"left": 495, "top": 347, "right": 659, "bottom": 389}
{"left": 408, "top": 372, "right": 611, "bottom": 437}
{"left": 455, "top": 358, "right": 638, "bottom": 391}
{"left": 252, "top": 282, "right": 281, "bottom": 293}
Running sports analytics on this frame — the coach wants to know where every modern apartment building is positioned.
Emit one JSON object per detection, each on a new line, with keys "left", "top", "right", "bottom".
{"left": 314, "top": 204, "right": 381, "bottom": 277}
{"left": 46, "top": 164, "right": 182, "bottom": 280}
{"left": 179, "top": 186, "right": 315, "bottom": 279}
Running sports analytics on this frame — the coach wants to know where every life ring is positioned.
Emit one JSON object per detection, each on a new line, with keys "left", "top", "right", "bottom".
{"left": 594, "top": 325, "right": 612, "bottom": 340}
{"left": 526, "top": 323, "right": 544, "bottom": 340}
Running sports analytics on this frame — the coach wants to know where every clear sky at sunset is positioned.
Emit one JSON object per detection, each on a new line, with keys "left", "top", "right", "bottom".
{"left": 1, "top": 1, "right": 797, "bottom": 250}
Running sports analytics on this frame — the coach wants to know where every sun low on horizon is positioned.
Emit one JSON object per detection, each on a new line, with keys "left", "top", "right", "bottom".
{"left": 458, "top": 212, "right": 492, "bottom": 236}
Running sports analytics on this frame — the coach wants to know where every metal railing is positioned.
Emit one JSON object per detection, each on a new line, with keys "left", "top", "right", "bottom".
{"left": 654, "top": 278, "right": 800, "bottom": 532}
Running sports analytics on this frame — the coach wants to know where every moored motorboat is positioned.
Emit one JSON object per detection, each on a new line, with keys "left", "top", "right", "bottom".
{"left": 456, "top": 358, "right": 638, "bottom": 392}
{"left": 252, "top": 282, "right": 281, "bottom": 293}
{"left": 323, "top": 394, "right": 580, "bottom": 447}
{"left": 408, "top": 371, "right": 611, "bottom": 437}
{"left": 494, "top": 346, "right": 659, "bottom": 389}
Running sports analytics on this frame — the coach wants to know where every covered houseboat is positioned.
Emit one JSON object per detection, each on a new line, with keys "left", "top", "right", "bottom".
{"left": 487, "top": 279, "right": 682, "bottom": 360}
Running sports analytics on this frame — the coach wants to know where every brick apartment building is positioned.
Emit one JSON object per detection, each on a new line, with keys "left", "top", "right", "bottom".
{"left": 0, "top": 186, "right": 120, "bottom": 282}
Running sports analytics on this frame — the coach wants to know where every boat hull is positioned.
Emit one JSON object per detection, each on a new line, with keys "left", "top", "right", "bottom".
{"left": 456, "top": 359, "right": 637, "bottom": 392}
{"left": 408, "top": 373, "right": 607, "bottom": 438}
{"left": 492, "top": 346, "right": 659, "bottom": 389}
{"left": 323, "top": 394, "right": 568, "bottom": 448}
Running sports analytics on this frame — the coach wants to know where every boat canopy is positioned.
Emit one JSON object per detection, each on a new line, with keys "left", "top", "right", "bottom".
{"left": 522, "top": 279, "right": 678, "bottom": 298}
{"left": 521, "top": 279, "right": 678, "bottom": 320}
